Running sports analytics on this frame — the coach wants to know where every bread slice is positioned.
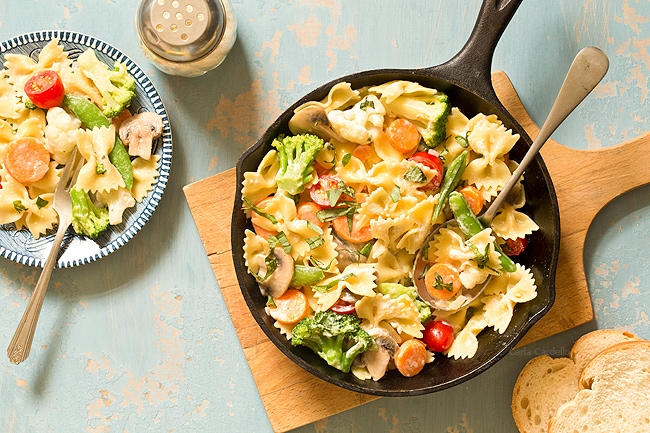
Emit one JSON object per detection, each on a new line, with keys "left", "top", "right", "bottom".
{"left": 511, "top": 356, "right": 580, "bottom": 433}
{"left": 548, "top": 340, "right": 650, "bottom": 432}
{"left": 570, "top": 329, "right": 639, "bottom": 371}
{"left": 511, "top": 329, "right": 641, "bottom": 433}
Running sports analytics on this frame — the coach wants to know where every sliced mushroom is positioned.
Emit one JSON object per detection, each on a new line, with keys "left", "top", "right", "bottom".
{"left": 332, "top": 233, "right": 367, "bottom": 272}
{"left": 356, "top": 327, "right": 399, "bottom": 381}
{"left": 118, "top": 111, "right": 163, "bottom": 160}
{"left": 257, "top": 247, "right": 295, "bottom": 299}
{"left": 288, "top": 106, "right": 344, "bottom": 143}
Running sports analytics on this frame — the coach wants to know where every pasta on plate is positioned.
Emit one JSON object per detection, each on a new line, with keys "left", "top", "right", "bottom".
{"left": 240, "top": 79, "right": 539, "bottom": 380}
{"left": 0, "top": 38, "right": 160, "bottom": 239}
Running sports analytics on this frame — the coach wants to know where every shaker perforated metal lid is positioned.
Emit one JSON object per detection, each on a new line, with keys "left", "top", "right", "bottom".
{"left": 136, "top": 0, "right": 226, "bottom": 63}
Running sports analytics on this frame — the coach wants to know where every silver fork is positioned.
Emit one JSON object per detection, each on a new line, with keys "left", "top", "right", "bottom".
{"left": 7, "top": 147, "right": 83, "bottom": 365}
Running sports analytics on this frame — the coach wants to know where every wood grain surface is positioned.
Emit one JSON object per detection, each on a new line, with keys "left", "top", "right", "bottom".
{"left": 183, "top": 71, "right": 650, "bottom": 432}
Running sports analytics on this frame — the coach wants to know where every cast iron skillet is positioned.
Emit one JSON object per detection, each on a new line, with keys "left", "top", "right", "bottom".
{"left": 232, "top": 0, "right": 560, "bottom": 396}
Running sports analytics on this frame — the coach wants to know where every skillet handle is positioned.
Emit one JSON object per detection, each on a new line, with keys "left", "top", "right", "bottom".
{"left": 422, "top": 0, "right": 523, "bottom": 107}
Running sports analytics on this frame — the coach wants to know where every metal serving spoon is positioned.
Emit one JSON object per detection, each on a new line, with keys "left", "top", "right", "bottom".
{"left": 414, "top": 46, "right": 609, "bottom": 311}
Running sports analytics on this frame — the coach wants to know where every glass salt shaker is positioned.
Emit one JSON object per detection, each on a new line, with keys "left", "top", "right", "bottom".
{"left": 136, "top": 0, "right": 237, "bottom": 77}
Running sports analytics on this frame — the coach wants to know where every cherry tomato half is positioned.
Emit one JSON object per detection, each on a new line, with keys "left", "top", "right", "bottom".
{"left": 309, "top": 174, "right": 351, "bottom": 208}
{"left": 329, "top": 299, "right": 356, "bottom": 315}
{"left": 503, "top": 237, "right": 528, "bottom": 256}
{"left": 24, "top": 70, "right": 65, "bottom": 109}
{"left": 408, "top": 151, "right": 444, "bottom": 191}
{"left": 422, "top": 320, "right": 455, "bottom": 352}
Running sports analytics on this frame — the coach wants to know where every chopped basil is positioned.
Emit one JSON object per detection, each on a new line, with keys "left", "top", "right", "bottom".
{"left": 36, "top": 197, "right": 49, "bottom": 209}
{"left": 13, "top": 200, "right": 26, "bottom": 213}
{"left": 418, "top": 262, "right": 431, "bottom": 280}
{"left": 432, "top": 272, "right": 454, "bottom": 292}
{"left": 359, "top": 97, "right": 375, "bottom": 111}
{"left": 357, "top": 241, "right": 374, "bottom": 258}
{"left": 313, "top": 273, "right": 355, "bottom": 293}
{"left": 96, "top": 162, "right": 107, "bottom": 175}
{"left": 268, "top": 231, "right": 291, "bottom": 253}
{"left": 404, "top": 166, "right": 427, "bottom": 183}
{"left": 243, "top": 197, "right": 277, "bottom": 224}
{"left": 466, "top": 241, "right": 490, "bottom": 269}
{"left": 249, "top": 252, "right": 278, "bottom": 283}
{"left": 455, "top": 131, "right": 471, "bottom": 148}
{"left": 342, "top": 153, "right": 352, "bottom": 166}
{"left": 316, "top": 202, "right": 358, "bottom": 223}
{"left": 306, "top": 236, "right": 325, "bottom": 250}
{"left": 306, "top": 220, "right": 323, "bottom": 235}
{"left": 326, "top": 181, "right": 355, "bottom": 207}
{"left": 390, "top": 184, "right": 401, "bottom": 202}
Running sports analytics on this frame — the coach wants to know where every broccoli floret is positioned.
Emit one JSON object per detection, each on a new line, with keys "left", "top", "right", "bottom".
{"left": 376, "top": 282, "right": 432, "bottom": 322}
{"left": 77, "top": 49, "right": 136, "bottom": 118}
{"left": 291, "top": 310, "right": 376, "bottom": 373}
{"left": 70, "top": 187, "right": 110, "bottom": 239}
{"left": 272, "top": 133, "right": 324, "bottom": 195}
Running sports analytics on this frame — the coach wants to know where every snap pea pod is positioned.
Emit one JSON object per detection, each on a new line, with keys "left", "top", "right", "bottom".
{"left": 291, "top": 265, "right": 325, "bottom": 287}
{"left": 62, "top": 94, "right": 134, "bottom": 190}
{"left": 432, "top": 150, "right": 468, "bottom": 221}
{"left": 448, "top": 191, "right": 516, "bottom": 273}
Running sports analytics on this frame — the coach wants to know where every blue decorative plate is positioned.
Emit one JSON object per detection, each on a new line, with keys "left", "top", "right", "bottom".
{"left": 0, "top": 31, "right": 172, "bottom": 268}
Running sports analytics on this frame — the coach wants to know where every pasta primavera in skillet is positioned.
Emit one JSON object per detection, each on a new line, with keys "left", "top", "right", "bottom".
{"left": 241, "top": 80, "right": 539, "bottom": 380}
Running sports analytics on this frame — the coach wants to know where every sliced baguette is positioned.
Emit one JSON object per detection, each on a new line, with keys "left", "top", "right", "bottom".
{"left": 511, "top": 329, "right": 641, "bottom": 433}
{"left": 548, "top": 340, "right": 650, "bottom": 433}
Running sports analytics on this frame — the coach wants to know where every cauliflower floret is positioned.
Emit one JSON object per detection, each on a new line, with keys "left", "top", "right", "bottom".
{"left": 327, "top": 95, "right": 385, "bottom": 144}
{"left": 44, "top": 106, "right": 82, "bottom": 164}
{"left": 97, "top": 187, "right": 136, "bottom": 225}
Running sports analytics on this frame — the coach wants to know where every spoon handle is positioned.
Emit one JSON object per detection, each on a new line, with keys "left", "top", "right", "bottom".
{"left": 479, "top": 46, "right": 609, "bottom": 226}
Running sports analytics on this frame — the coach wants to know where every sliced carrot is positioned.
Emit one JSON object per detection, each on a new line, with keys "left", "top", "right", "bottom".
{"left": 424, "top": 262, "right": 462, "bottom": 300}
{"left": 386, "top": 118, "right": 421, "bottom": 154}
{"left": 394, "top": 339, "right": 427, "bottom": 377}
{"left": 268, "top": 289, "right": 310, "bottom": 325}
{"left": 4, "top": 137, "right": 51, "bottom": 184}
{"left": 251, "top": 196, "right": 278, "bottom": 239}
{"left": 297, "top": 201, "right": 324, "bottom": 229}
{"left": 352, "top": 144, "right": 372, "bottom": 162}
{"left": 459, "top": 185, "right": 485, "bottom": 216}
{"left": 332, "top": 213, "right": 373, "bottom": 244}
{"left": 252, "top": 223, "right": 277, "bottom": 240}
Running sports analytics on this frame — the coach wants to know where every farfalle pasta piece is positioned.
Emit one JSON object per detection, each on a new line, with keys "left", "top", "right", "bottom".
{"left": 294, "top": 82, "right": 361, "bottom": 113}
{"left": 242, "top": 229, "right": 269, "bottom": 273}
{"left": 446, "top": 311, "right": 488, "bottom": 359}
{"left": 481, "top": 264, "right": 537, "bottom": 333}
{"left": 436, "top": 107, "right": 471, "bottom": 158}
{"left": 462, "top": 113, "right": 519, "bottom": 196}
{"left": 16, "top": 109, "right": 46, "bottom": 139}
{"left": 356, "top": 292, "right": 424, "bottom": 338}
{"left": 491, "top": 203, "right": 539, "bottom": 240}
{"left": 18, "top": 192, "right": 58, "bottom": 238}
{"left": 27, "top": 161, "right": 60, "bottom": 198}
{"left": 367, "top": 241, "right": 413, "bottom": 284}
{"left": 0, "top": 173, "right": 57, "bottom": 238}
{"left": 75, "top": 126, "right": 125, "bottom": 193}
{"left": 241, "top": 150, "right": 280, "bottom": 205}
{"left": 132, "top": 155, "right": 160, "bottom": 202}
{"left": 0, "top": 73, "right": 23, "bottom": 120}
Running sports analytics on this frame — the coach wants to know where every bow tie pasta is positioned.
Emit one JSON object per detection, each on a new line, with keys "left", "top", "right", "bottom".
{"left": 241, "top": 79, "right": 540, "bottom": 381}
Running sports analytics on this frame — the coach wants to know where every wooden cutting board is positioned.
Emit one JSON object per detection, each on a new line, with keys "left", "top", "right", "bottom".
{"left": 183, "top": 71, "right": 650, "bottom": 432}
